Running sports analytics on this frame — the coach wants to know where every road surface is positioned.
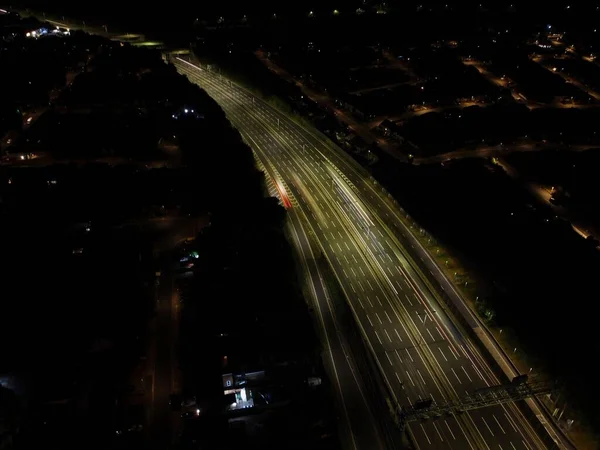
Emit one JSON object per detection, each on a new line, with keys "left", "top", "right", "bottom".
{"left": 173, "top": 56, "right": 557, "bottom": 450}
{"left": 285, "top": 205, "right": 390, "bottom": 450}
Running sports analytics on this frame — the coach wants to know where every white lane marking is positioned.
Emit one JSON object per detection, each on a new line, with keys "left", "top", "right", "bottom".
{"left": 475, "top": 364, "right": 484, "bottom": 380}
{"left": 386, "top": 352, "right": 394, "bottom": 366}
{"left": 385, "top": 329, "right": 393, "bottom": 342}
{"left": 394, "top": 328, "right": 403, "bottom": 342}
{"left": 438, "top": 347, "right": 448, "bottom": 361}
{"left": 437, "top": 327, "right": 445, "bottom": 340}
{"left": 405, "top": 349, "right": 414, "bottom": 362}
{"left": 462, "top": 366, "right": 473, "bottom": 383}
{"left": 395, "top": 349, "right": 403, "bottom": 363}
{"left": 452, "top": 417, "right": 476, "bottom": 450}
{"left": 451, "top": 368, "right": 462, "bottom": 384}
{"left": 366, "top": 295, "right": 374, "bottom": 307}
{"left": 417, "top": 369, "right": 427, "bottom": 385}
{"left": 395, "top": 371, "right": 402, "bottom": 385}
{"left": 445, "top": 420, "right": 456, "bottom": 440}
{"left": 357, "top": 296, "right": 364, "bottom": 309}
{"left": 375, "top": 313, "right": 383, "bottom": 324}
{"left": 374, "top": 330, "right": 383, "bottom": 345}
{"left": 420, "top": 424, "right": 432, "bottom": 445}
{"left": 493, "top": 415, "right": 506, "bottom": 434}
{"left": 404, "top": 293, "right": 413, "bottom": 306}
{"left": 482, "top": 417, "right": 495, "bottom": 437}
{"left": 385, "top": 310, "right": 393, "bottom": 323}
{"left": 406, "top": 371, "right": 416, "bottom": 386}
{"left": 448, "top": 346, "right": 460, "bottom": 360}
{"left": 433, "top": 422, "right": 444, "bottom": 442}
{"left": 504, "top": 414, "right": 518, "bottom": 432}
{"left": 367, "top": 315, "right": 374, "bottom": 326}
{"left": 375, "top": 295, "right": 383, "bottom": 306}
{"left": 427, "top": 328, "right": 435, "bottom": 341}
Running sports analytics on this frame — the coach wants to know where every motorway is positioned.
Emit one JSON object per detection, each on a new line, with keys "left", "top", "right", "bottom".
{"left": 285, "top": 201, "right": 389, "bottom": 450}
{"left": 173, "top": 56, "right": 550, "bottom": 450}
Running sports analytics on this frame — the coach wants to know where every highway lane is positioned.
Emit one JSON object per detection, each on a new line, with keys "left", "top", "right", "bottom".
{"left": 286, "top": 203, "right": 388, "bottom": 450}
{"left": 258, "top": 144, "right": 388, "bottom": 450}
{"left": 254, "top": 107, "right": 537, "bottom": 449}
{"left": 174, "top": 57, "right": 543, "bottom": 450}
{"left": 229, "top": 89, "right": 562, "bottom": 448}
{"left": 173, "top": 57, "right": 548, "bottom": 450}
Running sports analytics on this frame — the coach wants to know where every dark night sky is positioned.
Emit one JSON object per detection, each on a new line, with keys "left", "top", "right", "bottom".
{"left": 10, "top": 1, "right": 558, "bottom": 27}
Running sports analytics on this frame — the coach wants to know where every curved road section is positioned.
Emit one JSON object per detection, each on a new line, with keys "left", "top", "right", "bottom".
{"left": 173, "top": 56, "right": 553, "bottom": 450}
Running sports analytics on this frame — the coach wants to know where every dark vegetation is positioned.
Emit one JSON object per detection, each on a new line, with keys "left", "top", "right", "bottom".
{"left": 0, "top": 22, "right": 333, "bottom": 449}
